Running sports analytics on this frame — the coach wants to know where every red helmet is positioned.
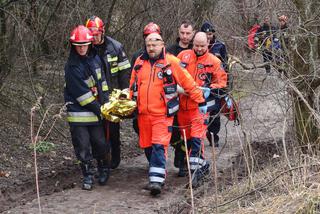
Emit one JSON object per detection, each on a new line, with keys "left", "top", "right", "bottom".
{"left": 69, "top": 25, "right": 93, "bottom": 45}
{"left": 143, "top": 22, "right": 161, "bottom": 38}
{"left": 85, "top": 16, "right": 105, "bottom": 35}
{"left": 278, "top": 15, "right": 288, "bottom": 23}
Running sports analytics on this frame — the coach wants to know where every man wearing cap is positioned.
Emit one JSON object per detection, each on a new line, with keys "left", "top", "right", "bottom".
{"left": 130, "top": 32, "right": 206, "bottom": 196}
{"left": 201, "top": 21, "right": 229, "bottom": 148}
{"left": 201, "top": 21, "right": 228, "bottom": 70}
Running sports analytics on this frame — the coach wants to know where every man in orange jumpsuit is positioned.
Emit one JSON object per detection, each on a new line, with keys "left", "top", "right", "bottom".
{"left": 130, "top": 32, "right": 206, "bottom": 196}
{"left": 177, "top": 32, "right": 227, "bottom": 187}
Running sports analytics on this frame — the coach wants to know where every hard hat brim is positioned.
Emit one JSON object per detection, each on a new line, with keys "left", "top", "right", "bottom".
{"left": 72, "top": 42, "right": 91, "bottom": 46}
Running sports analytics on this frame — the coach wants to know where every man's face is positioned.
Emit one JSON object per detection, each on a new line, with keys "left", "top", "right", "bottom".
{"left": 88, "top": 27, "right": 104, "bottom": 45}
{"left": 178, "top": 25, "right": 194, "bottom": 45}
{"left": 264, "top": 17, "right": 270, "bottom": 26}
{"left": 279, "top": 20, "right": 286, "bottom": 27}
{"left": 146, "top": 39, "right": 164, "bottom": 59}
{"left": 92, "top": 33, "right": 103, "bottom": 45}
{"left": 206, "top": 32, "right": 215, "bottom": 42}
{"left": 75, "top": 45, "right": 89, "bottom": 56}
{"left": 193, "top": 37, "right": 208, "bottom": 56}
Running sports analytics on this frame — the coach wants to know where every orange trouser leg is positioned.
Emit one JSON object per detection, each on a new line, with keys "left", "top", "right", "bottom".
{"left": 178, "top": 108, "right": 207, "bottom": 139}
{"left": 138, "top": 114, "right": 173, "bottom": 184}
{"left": 138, "top": 114, "right": 173, "bottom": 149}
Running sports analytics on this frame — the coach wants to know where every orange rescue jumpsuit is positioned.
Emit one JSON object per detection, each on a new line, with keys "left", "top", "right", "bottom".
{"left": 129, "top": 50, "right": 204, "bottom": 184}
{"left": 177, "top": 49, "right": 227, "bottom": 171}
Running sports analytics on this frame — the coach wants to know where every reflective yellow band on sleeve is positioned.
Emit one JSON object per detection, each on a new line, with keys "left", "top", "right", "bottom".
{"left": 95, "top": 68, "right": 102, "bottom": 80}
{"left": 118, "top": 63, "right": 131, "bottom": 70}
{"left": 84, "top": 76, "right": 95, "bottom": 87}
{"left": 111, "top": 67, "right": 119, "bottom": 74}
{"left": 102, "top": 81, "right": 109, "bottom": 91}
{"left": 78, "top": 94, "right": 95, "bottom": 106}
{"left": 118, "top": 60, "right": 131, "bottom": 70}
{"left": 67, "top": 112, "right": 99, "bottom": 123}
{"left": 107, "top": 56, "right": 118, "bottom": 62}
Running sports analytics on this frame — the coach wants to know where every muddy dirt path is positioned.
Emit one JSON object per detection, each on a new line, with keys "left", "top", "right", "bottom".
{"left": 3, "top": 122, "right": 242, "bottom": 214}
{"left": 3, "top": 70, "right": 287, "bottom": 214}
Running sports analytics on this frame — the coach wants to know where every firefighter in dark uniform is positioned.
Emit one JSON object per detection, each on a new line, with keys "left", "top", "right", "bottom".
{"left": 201, "top": 21, "right": 229, "bottom": 148}
{"left": 64, "top": 25, "right": 110, "bottom": 190}
{"left": 86, "top": 16, "right": 131, "bottom": 169}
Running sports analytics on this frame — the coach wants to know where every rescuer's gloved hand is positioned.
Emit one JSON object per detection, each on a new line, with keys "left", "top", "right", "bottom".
{"left": 198, "top": 102, "right": 207, "bottom": 114}
{"left": 199, "top": 87, "right": 211, "bottom": 99}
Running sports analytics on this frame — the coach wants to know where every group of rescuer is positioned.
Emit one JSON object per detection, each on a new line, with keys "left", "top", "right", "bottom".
{"left": 65, "top": 15, "right": 250, "bottom": 196}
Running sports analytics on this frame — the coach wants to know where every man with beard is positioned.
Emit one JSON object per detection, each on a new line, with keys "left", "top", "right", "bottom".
{"left": 177, "top": 32, "right": 227, "bottom": 187}
{"left": 129, "top": 32, "right": 206, "bottom": 195}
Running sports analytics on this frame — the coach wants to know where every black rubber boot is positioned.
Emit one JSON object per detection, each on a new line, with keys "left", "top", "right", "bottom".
{"left": 191, "top": 162, "right": 210, "bottom": 188}
{"left": 206, "top": 132, "right": 213, "bottom": 147}
{"left": 207, "top": 132, "right": 219, "bottom": 147}
{"left": 214, "top": 135, "right": 219, "bottom": 148}
{"left": 178, "top": 157, "right": 188, "bottom": 177}
{"left": 80, "top": 162, "right": 94, "bottom": 190}
{"left": 149, "top": 182, "right": 162, "bottom": 196}
{"left": 111, "top": 143, "right": 121, "bottom": 169}
{"left": 97, "top": 159, "right": 110, "bottom": 185}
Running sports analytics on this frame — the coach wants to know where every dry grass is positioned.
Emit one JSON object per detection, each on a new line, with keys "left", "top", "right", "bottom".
{"left": 196, "top": 154, "right": 320, "bottom": 213}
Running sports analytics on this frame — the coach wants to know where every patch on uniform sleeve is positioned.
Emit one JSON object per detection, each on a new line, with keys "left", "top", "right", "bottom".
{"left": 183, "top": 53, "right": 191, "bottom": 61}
{"left": 198, "top": 73, "right": 206, "bottom": 80}
{"left": 197, "top": 64, "right": 204, "bottom": 69}
{"left": 122, "top": 51, "right": 127, "bottom": 58}
{"left": 157, "top": 71, "right": 163, "bottom": 79}
{"left": 179, "top": 62, "right": 187, "bottom": 68}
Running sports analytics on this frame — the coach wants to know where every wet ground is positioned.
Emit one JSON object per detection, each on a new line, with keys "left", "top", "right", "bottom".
{"left": 1, "top": 67, "right": 289, "bottom": 213}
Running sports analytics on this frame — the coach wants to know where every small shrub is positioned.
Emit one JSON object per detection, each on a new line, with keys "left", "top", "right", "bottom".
{"left": 29, "top": 141, "right": 56, "bottom": 153}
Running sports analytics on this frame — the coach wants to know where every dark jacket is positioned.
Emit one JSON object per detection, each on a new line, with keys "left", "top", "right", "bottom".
{"left": 209, "top": 39, "right": 228, "bottom": 70}
{"left": 95, "top": 36, "right": 131, "bottom": 91}
{"left": 254, "top": 23, "right": 277, "bottom": 49}
{"left": 131, "top": 48, "right": 145, "bottom": 68}
{"left": 278, "top": 25, "right": 289, "bottom": 51}
{"left": 166, "top": 38, "right": 193, "bottom": 56}
{"left": 64, "top": 48, "right": 109, "bottom": 126}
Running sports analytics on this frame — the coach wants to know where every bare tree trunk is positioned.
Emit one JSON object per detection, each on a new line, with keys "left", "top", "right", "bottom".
{"left": 0, "top": 3, "right": 10, "bottom": 89}
{"left": 105, "top": 0, "right": 117, "bottom": 34}
{"left": 192, "top": 0, "right": 218, "bottom": 26}
{"left": 291, "top": 0, "right": 320, "bottom": 146}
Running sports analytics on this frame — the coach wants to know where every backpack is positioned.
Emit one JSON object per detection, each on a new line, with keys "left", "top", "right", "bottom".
{"left": 248, "top": 24, "right": 261, "bottom": 49}
{"left": 220, "top": 95, "right": 240, "bottom": 125}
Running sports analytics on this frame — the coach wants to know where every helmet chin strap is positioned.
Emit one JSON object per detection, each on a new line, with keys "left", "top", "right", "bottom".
{"left": 99, "top": 34, "right": 104, "bottom": 44}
